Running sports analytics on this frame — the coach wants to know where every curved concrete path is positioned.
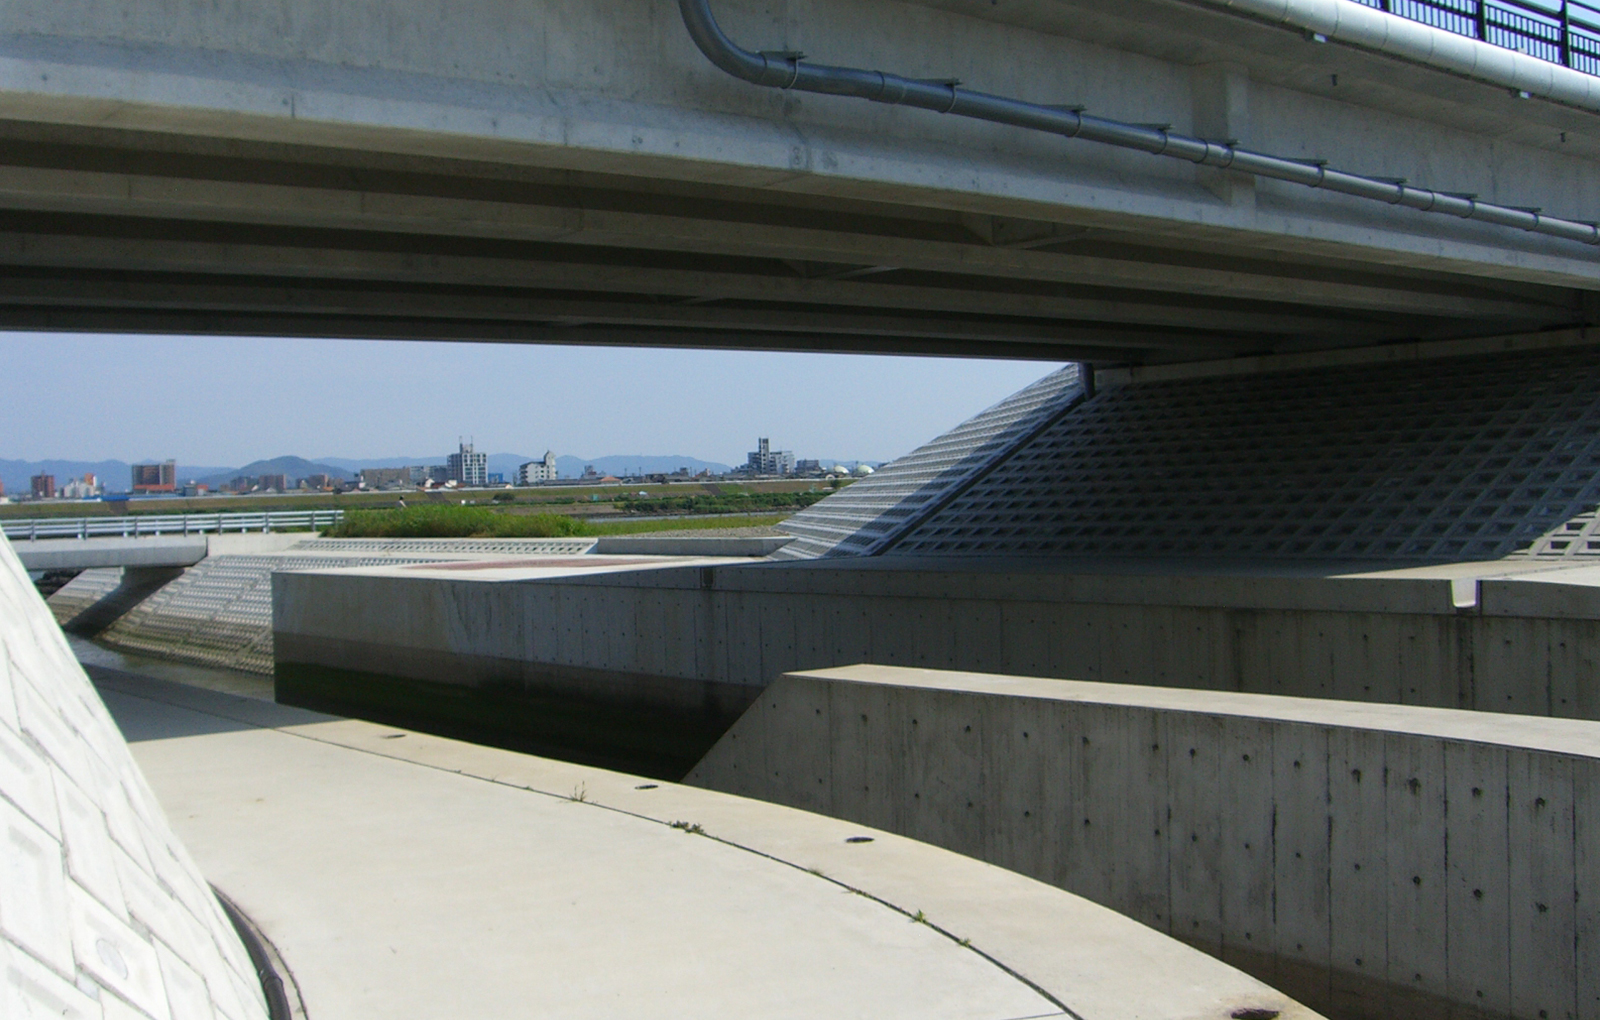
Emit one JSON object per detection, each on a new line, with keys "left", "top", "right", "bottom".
{"left": 91, "top": 669, "right": 1318, "bottom": 1020}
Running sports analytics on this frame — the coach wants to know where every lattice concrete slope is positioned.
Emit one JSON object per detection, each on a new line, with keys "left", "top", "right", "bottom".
{"left": 0, "top": 536, "right": 269, "bottom": 1020}
{"left": 889, "top": 347, "right": 1600, "bottom": 561}
{"left": 773, "top": 365, "right": 1084, "bottom": 559}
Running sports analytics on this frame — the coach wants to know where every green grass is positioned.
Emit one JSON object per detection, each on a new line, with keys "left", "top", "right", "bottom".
{"left": 325, "top": 505, "right": 795, "bottom": 539}
{"left": 327, "top": 505, "right": 592, "bottom": 538}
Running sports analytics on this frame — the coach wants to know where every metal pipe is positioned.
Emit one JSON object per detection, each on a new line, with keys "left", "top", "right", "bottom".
{"left": 678, "top": 0, "right": 1600, "bottom": 248}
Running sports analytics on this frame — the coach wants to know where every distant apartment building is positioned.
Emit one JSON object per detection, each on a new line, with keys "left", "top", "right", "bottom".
{"left": 226, "top": 475, "right": 255, "bottom": 493}
{"left": 447, "top": 441, "right": 488, "bottom": 487}
{"left": 257, "top": 473, "right": 289, "bottom": 492}
{"left": 30, "top": 473, "right": 55, "bottom": 499}
{"left": 361, "top": 467, "right": 413, "bottom": 490}
{"left": 131, "top": 460, "right": 177, "bottom": 493}
{"left": 794, "top": 459, "right": 823, "bottom": 477}
{"left": 60, "top": 474, "right": 101, "bottom": 499}
{"left": 301, "top": 473, "right": 336, "bottom": 491}
{"left": 517, "top": 451, "right": 558, "bottom": 485}
{"left": 744, "top": 437, "right": 795, "bottom": 476}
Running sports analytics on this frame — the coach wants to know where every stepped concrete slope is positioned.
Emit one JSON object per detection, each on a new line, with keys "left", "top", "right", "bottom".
{"left": 49, "top": 536, "right": 599, "bottom": 675}
{"left": 0, "top": 535, "right": 269, "bottom": 1020}
{"left": 0, "top": 0, "right": 1593, "bottom": 358}
{"left": 93, "top": 666, "right": 1320, "bottom": 1020}
{"left": 774, "top": 365, "right": 1085, "bottom": 559}
{"left": 689, "top": 664, "right": 1600, "bottom": 1020}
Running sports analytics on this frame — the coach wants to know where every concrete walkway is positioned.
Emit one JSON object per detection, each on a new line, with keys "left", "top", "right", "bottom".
{"left": 91, "top": 669, "right": 1314, "bottom": 1020}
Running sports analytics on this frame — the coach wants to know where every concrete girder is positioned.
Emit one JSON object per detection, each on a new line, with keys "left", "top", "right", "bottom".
{"left": 0, "top": 221, "right": 1563, "bottom": 334}
{"left": 0, "top": 163, "right": 1566, "bottom": 322}
{"left": 0, "top": 261, "right": 1368, "bottom": 339}
{"left": 0, "top": 274, "right": 1249, "bottom": 354}
{"left": 0, "top": 308, "right": 1202, "bottom": 361}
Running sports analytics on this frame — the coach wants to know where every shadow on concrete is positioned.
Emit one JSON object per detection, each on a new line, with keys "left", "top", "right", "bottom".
{"left": 88, "top": 665, "right": 317, "bottom": 743}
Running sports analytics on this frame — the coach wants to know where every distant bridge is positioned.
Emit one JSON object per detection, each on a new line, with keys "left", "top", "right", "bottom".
{"left": 5, "top": 510, "right": 343, "bottom": 571}
{"left": 2, "top": 510, "right": 345, "bottom": 543}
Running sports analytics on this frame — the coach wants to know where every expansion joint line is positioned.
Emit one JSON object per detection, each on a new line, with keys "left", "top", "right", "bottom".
{"left": 679, "top": 0, "right": 1600, "bottom": 249}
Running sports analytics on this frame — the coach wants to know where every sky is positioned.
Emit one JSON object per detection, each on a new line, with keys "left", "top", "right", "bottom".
{"left": 0, "top": 332, "right": 1058, "bottom": 468}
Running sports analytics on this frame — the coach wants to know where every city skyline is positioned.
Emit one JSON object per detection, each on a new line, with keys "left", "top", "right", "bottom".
{"left": 0, "top": 332, "right": 1057, "bottom": 468}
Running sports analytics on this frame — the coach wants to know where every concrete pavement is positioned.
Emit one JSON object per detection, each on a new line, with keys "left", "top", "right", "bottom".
{"left": 93, "top": 668, "right": 1316, "bottom": 1020}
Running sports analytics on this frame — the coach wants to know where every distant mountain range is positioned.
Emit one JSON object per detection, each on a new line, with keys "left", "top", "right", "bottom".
{"left": 190, "top": 456, "right": 353, "bottom": 489}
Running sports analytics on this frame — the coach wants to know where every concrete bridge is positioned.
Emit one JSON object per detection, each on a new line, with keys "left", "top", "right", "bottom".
{"left": 0, "top": 0, "right": 1597, "bottom": 363}
{"left": 10, "top": 6, "right": 1600, "bottom": 1020}
{"left": 13, "top": 535, "right": 210, "bottom": 572}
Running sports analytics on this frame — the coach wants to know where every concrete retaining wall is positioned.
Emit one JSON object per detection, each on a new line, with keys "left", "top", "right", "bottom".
{"left": 0, "top": 535, "right": 268, "bottom": 1018}
{"left": 688, "top": 664, "right": 1600, "bottom": 1020}
{"left": 275, "top": 557, "right": 1600, "bottom": 721}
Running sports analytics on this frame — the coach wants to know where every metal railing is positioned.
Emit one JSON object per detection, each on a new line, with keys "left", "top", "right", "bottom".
{"left": 1354, "top": 0, "right": 1600, "bottom": 75}
{"left": 1, "top": 510, "right": 345, "bottom": 542}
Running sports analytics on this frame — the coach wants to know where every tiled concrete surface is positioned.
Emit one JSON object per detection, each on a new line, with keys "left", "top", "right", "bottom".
{"left": 0, "top": 536, "right": 267, "bottom": 1019}
{"left": 96, "top": 669, "right": 1319, "bottom": 1020}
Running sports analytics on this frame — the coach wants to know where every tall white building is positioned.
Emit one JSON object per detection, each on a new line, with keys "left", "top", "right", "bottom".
{"left": 447, "top": 441, "right": 488, "bottom": 487}
{"left": 745, "top": 437, "right": 795, "bottom": 476}
{"left": 518, "top": 451, "right": 559, "bottom": 485}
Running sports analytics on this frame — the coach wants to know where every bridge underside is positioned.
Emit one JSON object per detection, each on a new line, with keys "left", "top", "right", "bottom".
{"left": 0, "top": 115, "right": 1586, "bottom": 366}
{"left": 2, "top": 0, "right": 1600, "bottom": 365}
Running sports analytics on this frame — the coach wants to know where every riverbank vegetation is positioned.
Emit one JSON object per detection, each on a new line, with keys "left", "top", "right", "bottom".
{"left": 328, "top": 506, "right": 590, "bottom": 538}
{"left": 326, "top": 505, "right": 793, "bottom": 539}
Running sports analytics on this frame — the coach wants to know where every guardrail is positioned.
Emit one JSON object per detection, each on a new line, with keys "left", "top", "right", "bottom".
{"left": 1355, "top": 0, "right": 1600, "bottom": 76}
{"left": 1, "top": 510, "right": 345, "bottom": 542}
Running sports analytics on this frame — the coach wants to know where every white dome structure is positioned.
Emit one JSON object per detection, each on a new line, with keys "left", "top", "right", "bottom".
{"left": 854, "top": 464, "right": 875, "bottom": 476}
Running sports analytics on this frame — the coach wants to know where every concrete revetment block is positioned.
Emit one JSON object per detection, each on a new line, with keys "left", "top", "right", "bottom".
{"left": 0, "top": 534, "right": 268, "bottom": 1020}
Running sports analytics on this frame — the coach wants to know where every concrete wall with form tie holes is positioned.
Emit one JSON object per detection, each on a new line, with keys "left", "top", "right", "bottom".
{"left": 688, "top": 663, "right": 1600, "bottom": 1020}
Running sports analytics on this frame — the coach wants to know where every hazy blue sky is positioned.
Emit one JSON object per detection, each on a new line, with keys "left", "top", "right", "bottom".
{"left": 0, "top": 332, "right": 1057, "bottom": 467}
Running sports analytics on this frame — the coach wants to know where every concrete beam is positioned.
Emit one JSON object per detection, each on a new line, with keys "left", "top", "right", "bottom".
{"left": 14, "top": 535, "right": 209, "bottom": 571}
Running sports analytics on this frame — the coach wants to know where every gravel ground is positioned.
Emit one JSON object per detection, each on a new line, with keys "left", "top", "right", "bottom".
{"left": 616, "top": 523, "right": 790, "bottom": 538}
